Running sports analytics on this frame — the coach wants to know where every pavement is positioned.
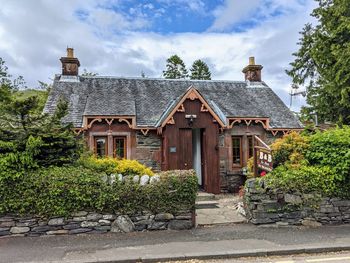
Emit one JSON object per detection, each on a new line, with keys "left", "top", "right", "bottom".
{"left": 1, "top": 224, "right": 350, "bottom": 263}
{"left": 196, "top": 195, "right": 246, "bottom": 226}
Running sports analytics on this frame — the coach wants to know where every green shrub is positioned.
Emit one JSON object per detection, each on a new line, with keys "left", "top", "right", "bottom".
{"left": 264, "top": 127, "right": 350, "bottom": 198}
{"left": 0, "top": 167, "right": 197, "bottom": 217}
{"left": 263, "top": 164, "right": 339, "bottom": 197}
{"left": 306, "top": 126, "right": 350, "bottom": 178}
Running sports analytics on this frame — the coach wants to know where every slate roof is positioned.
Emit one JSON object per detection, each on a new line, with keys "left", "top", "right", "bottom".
{"left": 44, "top": 75, "right": 303, "bottom": 129}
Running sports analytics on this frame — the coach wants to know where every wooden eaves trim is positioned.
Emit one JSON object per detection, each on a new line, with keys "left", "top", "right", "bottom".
{"left": 160, "top": 86, "right": 226, "bottom": 128}
{"left": 227, "top": 117, "right": 303, "bottom": 136}
{"left": 72, "top": 116, "right": 156, "bottom": 135}
{"left": 228, "top": 117, "right": 270, "bottom": 129}
{"left": 268, "top": 128, "right": 304, "bottom": 136}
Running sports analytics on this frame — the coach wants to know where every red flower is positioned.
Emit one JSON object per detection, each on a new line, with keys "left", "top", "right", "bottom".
{"left": 260, "top": 171, "right": 267, "bottom": 177}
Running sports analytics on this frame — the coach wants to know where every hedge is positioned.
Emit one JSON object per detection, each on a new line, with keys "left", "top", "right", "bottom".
{"left": 0, "top": 166, "right": 198, "bottom": 217}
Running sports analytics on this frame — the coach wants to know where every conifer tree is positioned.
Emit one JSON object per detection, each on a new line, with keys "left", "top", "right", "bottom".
{"left": 190, "top": 59, "right": 211, "bottom": 80}
{"left": 163, "top": 55, "right": 188, "bottom": 79}
{"left": 287, "top": 0, "right": 350, "bottom": 124}
{"left": 0, "top": 58, "right": 82, "bottom": 168}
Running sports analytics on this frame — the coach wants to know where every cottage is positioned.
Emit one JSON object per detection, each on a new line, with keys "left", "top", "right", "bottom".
{"left": 44, "top": 48, "right": 303, "bottom": 194}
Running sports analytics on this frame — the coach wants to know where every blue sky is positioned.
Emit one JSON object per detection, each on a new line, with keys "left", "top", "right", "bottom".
{"left": 73, "top": 0, "right": 305, "bottom": 34}
{"left": 0, "top": 0, "right": 317, "bottom": 110}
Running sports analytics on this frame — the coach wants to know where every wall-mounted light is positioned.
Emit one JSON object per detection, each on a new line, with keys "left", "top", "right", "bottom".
{"left": 185, "top": 114, "right": 197, "bottom": 126}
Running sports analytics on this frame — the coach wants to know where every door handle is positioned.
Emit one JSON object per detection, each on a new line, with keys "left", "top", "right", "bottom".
{"left": 184, "top": 163, "right": 187, "bottom": 166}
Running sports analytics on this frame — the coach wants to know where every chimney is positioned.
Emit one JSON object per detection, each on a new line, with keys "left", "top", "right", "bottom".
{"left": 242, "top": 56, "right": 263, "bottom": 82}
{"left": 60, "top": 47, "right": 80, "bottom": 76}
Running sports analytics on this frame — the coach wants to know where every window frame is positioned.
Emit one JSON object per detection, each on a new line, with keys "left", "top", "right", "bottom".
{"left": 232, "top": 136, "right": 243, "bottom": 167}
{"left": 247, "top": 136, "right": 254, "bottom": 160}
{"left": 113, "top": 136, "right": 127, "bottom": 159}
{"left": 94, "top": 136, "right": 108, "bottom": 158}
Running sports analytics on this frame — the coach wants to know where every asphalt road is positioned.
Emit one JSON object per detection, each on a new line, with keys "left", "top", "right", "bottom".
{"left": 1, "top": 224, "right": 350, "bottom": 262}
{"left": 171, "top": 251, "right": 350, "bottom": 262}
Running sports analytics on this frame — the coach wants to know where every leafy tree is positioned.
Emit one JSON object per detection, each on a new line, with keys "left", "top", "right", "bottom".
{"left": 190, "top": 59, "right": 211, "bottom": 80}
{"left": 287, "top": 0, "right": 350, "bottom": 125}
{"left": 163, "top": 55, "right": 188, "bottom": 79}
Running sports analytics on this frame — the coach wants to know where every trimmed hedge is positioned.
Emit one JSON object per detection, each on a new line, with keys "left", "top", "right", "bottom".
{"left": 0, "top": 166, "right": 197, "bottom": 217}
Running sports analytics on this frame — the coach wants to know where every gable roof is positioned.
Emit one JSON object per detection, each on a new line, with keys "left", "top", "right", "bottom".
{"left": 157, "top": 86, "right": 227, "bottom": 128}
{"left": 44, "top": 75, "right": 303, "bottom": 129}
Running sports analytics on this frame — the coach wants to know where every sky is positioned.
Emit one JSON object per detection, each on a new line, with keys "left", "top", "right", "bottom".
{"left": 0, "top": 0, "right": 317, "bottom": 111}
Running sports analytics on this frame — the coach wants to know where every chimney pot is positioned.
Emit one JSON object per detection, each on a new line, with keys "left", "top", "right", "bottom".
{"left": 242, "top": 56, "right": 263, "bottom": 82}
{"left": 67, "top": 47, "right": 74, "bottom": 58}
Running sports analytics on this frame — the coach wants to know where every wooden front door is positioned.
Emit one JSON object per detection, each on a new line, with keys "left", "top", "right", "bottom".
{"left": 178, "top": 128, "right": 193, "bottom": 170}
{"left": 161, "top": 98, "right": 220, "bottom": 194}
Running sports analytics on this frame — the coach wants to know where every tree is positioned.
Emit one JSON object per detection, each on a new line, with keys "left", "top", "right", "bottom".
{"left": 190, "top": 59, "right": 211, "bottom": 80}
{"left": 0, "top": 58, "right": 82, "bottom": 170}
{"left": 286, "top": 0, "right": 350, "bottom": 125}
{"left": 163, "top": 55, "right": 188, "bottom": 79}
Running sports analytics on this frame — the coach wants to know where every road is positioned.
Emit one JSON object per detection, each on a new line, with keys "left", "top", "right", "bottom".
{"left": 1, "top": 224, "right": 350, "bottom": 262}
{"left": 171, "top": 251, "right": 350, "bottom": 262}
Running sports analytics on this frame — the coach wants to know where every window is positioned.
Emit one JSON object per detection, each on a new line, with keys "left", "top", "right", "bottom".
{"left": 94, "top": 137, "right": 107, "bottom": 158}
{"left": 114, "top": 137, "right": 127, "bottom": 159}
{"left": 248, "top": 136, "right": 254, "bottom": 159}
{"left": 232, "top": 137, "right": 242, "bottom": 167}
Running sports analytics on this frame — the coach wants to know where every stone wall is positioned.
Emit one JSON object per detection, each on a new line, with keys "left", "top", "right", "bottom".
{"left": 0, "top": 211, "right": 194, "bottom": 237}
{"left": 135, "top": 131, "right": 161, "bottom": 171}
{"left": 244, "top": 178, "right": 350, "bottom": 225}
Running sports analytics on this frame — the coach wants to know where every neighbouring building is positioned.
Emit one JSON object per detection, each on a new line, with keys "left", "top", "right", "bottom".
{"left": 44, "top": 48, "right": 303, "bottom": 194}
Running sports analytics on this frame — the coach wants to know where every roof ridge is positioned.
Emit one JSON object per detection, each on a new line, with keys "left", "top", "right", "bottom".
{"left": 78, "top": 75, "right": 248, "bottom": 84}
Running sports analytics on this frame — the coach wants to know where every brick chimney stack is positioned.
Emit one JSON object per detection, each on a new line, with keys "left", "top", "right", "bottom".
{"left": 60, "top": 47, "right": 80, "bottom": 76}
{"left": 242, "top": 56, "right": 263, "bottom": 82}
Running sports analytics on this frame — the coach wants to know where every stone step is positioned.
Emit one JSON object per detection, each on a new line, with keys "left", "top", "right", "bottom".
{"left": 195, "top": 200, "right": 219, "bottom": 209}
{"left": 196, "top": 192, "right": 216, "bottom": 202}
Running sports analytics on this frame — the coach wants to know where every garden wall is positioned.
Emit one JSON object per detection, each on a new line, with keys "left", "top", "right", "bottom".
{"left": 0, "top": 210, "right": 194, "bottom": 237}
{"left": 244, "top": 179, "right": 350, "bottom": 225}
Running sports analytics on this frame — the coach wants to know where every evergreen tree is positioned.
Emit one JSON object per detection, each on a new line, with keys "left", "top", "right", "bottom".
{"left": 190, "top": 59, "right": 211, "bottom": 80}
{"left": 0, "top": 58, "right": 82, "bottom": 168}
{"left": 163, "top": 55, "right": 188, "bottom": 79}
{"left": 287, "top": 0, "right": 350, "bottom": 125}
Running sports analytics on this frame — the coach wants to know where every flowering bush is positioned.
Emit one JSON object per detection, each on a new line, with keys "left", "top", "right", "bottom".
{"left": 116, "top": 159, "right": 153, "bottom": 176}
{"left": 270, "top": 131, "right": 309, "bottom": 168}
{"left": 79, "top": 156, "right": 154, "bottom": 176}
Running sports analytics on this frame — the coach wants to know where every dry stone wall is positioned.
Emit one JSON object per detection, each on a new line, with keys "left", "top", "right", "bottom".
{"left": 0, "top": 210, "right": 194, "bottom": 237}
{"left": 244, "top": 178, "right": 350, "bottom": 225}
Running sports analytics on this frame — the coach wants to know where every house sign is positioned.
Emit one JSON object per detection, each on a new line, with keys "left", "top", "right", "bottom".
{"left": 257, "top": 148, "right": 273, "bottom": 172}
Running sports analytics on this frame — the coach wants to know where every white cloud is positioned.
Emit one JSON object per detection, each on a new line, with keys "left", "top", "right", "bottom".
{"left": 209, "top": 0, "right": 312, "bottom": 32}
{"left": 0, "top": 0, "right": 317, "bottom": 111}
{"left": 210, "top": 0, "right": 260, "bottom": 31}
